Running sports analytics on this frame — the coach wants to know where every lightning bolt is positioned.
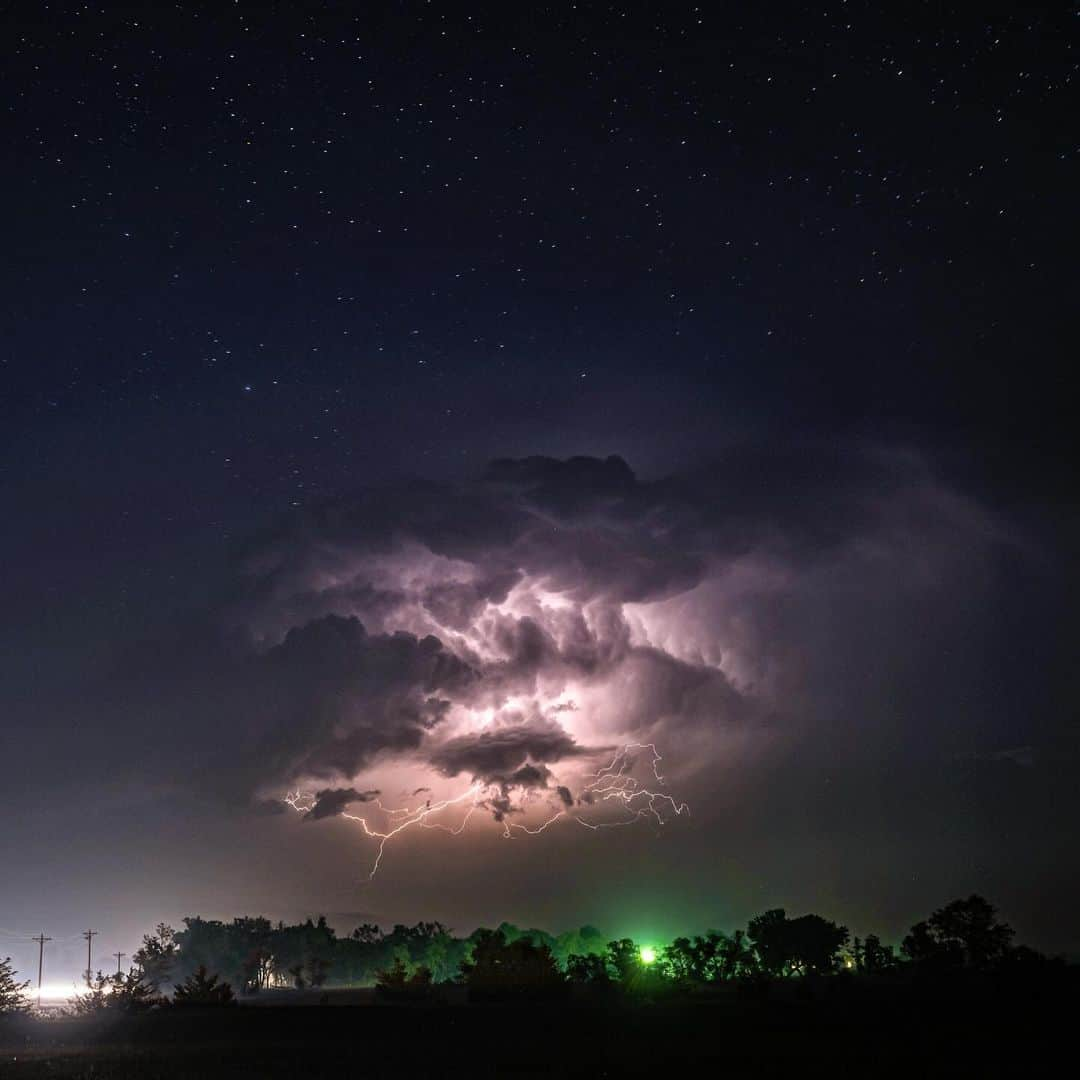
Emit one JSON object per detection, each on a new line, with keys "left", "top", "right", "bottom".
{"left": 285, "top": 784, "right": 484, "bottom": 879}
{"left": 502, "top": 743, "right": 690, "bottom": 837}
{"left": 285, "top": 742, "right": 688, "bottom": 878}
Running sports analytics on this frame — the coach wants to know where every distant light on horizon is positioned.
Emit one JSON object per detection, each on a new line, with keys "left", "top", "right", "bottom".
{"left": 35, "top": 980, "right": 86, "bottom": 1003}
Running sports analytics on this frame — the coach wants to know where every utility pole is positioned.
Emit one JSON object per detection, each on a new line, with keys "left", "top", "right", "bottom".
{"left": 114, "top": 951, "right": 125, "bottom": 975}
{"left": 83, "top": 929, "right": 98, "bottom": 986}
{"left": 31, "top": 932, "right": 51, "bottom": 1005}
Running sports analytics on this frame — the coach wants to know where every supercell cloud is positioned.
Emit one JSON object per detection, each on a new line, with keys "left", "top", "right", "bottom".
{"left": 102, "top": 445, "right": 1028, "bottom": 866}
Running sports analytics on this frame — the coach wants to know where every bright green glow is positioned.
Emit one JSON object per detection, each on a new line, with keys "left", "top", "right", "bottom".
{"left": 639, "top": 946, "right": 657, "bottom": 965}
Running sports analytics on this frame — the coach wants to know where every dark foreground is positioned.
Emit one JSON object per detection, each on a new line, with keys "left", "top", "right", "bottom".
{"left": 2, "top": 977, "right": 1075, "bottom": 1078}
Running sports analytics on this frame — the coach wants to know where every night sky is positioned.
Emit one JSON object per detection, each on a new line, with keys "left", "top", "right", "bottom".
{"left": 2, "top": 3, "right": 1077, "bottom": 984}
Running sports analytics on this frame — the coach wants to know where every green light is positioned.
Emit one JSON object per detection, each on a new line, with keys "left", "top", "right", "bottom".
{"left": 639, "top": 946, "right": 657, "bottom": 965}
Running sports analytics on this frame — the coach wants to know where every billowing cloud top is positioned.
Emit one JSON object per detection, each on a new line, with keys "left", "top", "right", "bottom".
{"left": 108, "top": 447, "right": 1019, "bottom": 844}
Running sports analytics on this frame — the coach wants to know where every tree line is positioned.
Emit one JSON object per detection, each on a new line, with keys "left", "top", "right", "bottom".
{"left": 0, "top": 894, "right": 1063, "bottom": 1014}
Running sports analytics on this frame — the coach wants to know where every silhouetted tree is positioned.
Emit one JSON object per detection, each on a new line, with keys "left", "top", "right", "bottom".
{"left": 175, "top": 916, "right": 274, "bottom": 993}
{"left": 849, "top": 935, "right": 864, "bottom": 971}
{"left": 72, "top": 971, "right": 157, "bottom": 1015}
{"left": 127, "top": 913, "right": 612, "bottom": 992}
{"left": 351, "top": 923, "right": 382, "bottom": 945}
{"left": 419, "top": 927, "right": 456, "bottom": 982}
{"left": 172, "top": 965, "right": 236, "bottom": 1006}
{"left": 718, "top": 929, "right": 758, "bottom": 980}
{"left": 661, "top": 937, "right": 698, "bottom": 982}
{"left": 661, "top": 931, "right": 755, "bottom": 983}
{"left": 71, "top": 973, "right": 114, "bottom": 1016}
{"left": 461, "top": 929, "right": 564, "bottom": 998}
{"left": 605, "top": 939, "right": 642, "bottom": 983}
{"left": 787, "top": 914, "right": 850, "bottom": 975}
{"left": 267, "top": 916, "right": 335, "bottom": 989}
{"left": 565, "top": 953, "right": 610, "bottom": 984}
{"left": 747, "top": 909, "right": 849, "bottom": 976}
{"left": 901, "top": 920, "right": 954, "bottom": 968}
{"left": 662, "top": 933, "right": 737, "bottom": 983}
{"left": 747, "top": 910, "right": 790, "bottom": 977}
{"left": 375, "top": 959, "right": 434, "bottom": 999}
{"left": 0, "top": 957, "right": 30, "bottom": 1015}
{"left": 113, "top": 905, "right": 1067, "bottom": 999}
{"left": 132, "top": 923, "right": 178, "bottom": 992}
{"left": 902, "top": 895, "right": 1013, "bottom": 970}
{"left": 861, "top": 933, "right": 896, "bottom": 973}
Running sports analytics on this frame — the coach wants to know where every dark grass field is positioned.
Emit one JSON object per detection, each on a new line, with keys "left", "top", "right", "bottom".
{"left": 2, "top": 976, "right": 1075, "bottom": 1079}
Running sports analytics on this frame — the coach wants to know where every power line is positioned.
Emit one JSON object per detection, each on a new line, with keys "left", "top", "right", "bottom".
{"left": 114, "top": 951, "right": 126, "bottom": 975}
{"left": 0, "top": 928, "right": 83, "bottom": 944}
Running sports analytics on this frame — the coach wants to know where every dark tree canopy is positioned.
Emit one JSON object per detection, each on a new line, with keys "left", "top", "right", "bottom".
{"left": 172, "top": 966, "right": 236, "bottom": 1007}
{"left": 132, "top": 923, "right": 178, "bottom": 993}
{"left": 902, "top": 895, "right": 1014, "bottom": 969}
{"left": 460, "top": 929, "right": 564, "bottom": 997}
{"left": 661, "top": 930, "right": 757, "bottom": 983}
{"left": 72, "top": 971, "right": 157, "bottom": 1015}
{"left": 605, "top": 939, "right": 643, "bottom": 984}
{"left": 59, "top": 893, "right": 1043, "bottom": 1009}
{"left": 565, "top": 953, "right": 611, "bottom": 985}
{"left": 0, "top": 958, "right": 30, "bottom": 1016}
{"left": 747, "top": 909, "right": 849, "bottom": 976}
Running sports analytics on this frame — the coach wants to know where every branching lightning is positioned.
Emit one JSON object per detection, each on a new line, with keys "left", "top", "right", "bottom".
{"left": 503, "top": 742, "right": 690, "bottom": 837}
{"left": 285, "top": 783, "right": 484, "bottom": 879}
{"left": 285, "top": 743, "right": 688, "bottom": 880}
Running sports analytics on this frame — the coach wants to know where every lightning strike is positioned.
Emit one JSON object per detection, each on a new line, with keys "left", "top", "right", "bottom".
{"left": 285, "top": 742, "right": 689, "bottom": 878}
{"left": 286, "top": 783, "right": 484, "bottom": 879}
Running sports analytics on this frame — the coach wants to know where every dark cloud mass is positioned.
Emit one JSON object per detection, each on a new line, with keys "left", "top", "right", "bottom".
{"left": 305, "top": 787, "right": 381, "bottom": 821}
{"left": 429, "top": 725, "right": 589, "bottom": 785}
{"left": 89, "top": 445, "right": 1042, "bottom": 823}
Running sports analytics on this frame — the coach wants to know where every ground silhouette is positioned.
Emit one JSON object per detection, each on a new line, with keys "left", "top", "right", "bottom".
{"left": 1, "top": 895, "right": 1074, "bottom": 1077}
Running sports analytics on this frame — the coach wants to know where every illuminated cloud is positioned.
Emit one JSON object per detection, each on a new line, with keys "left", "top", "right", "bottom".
{"left": 427, "top": 722, "right": 596, "bottom": 784}
{"left": 104, "top": 447, "right": 1020, "bottom": 866}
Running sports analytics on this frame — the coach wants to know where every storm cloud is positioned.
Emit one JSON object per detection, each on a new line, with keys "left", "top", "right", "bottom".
{"left": 428, "top": 722, "right": 594, "bottom": 784}
{"left": 305, "top": 787, "right": 381, "bottom": 821}
{"left": 94, "top": 446, "right": 1039, "bottom": 853}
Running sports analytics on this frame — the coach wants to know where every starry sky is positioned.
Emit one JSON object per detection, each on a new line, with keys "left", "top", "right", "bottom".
{"left": 1, "top": 2, "right": 1077, "bottom": 981}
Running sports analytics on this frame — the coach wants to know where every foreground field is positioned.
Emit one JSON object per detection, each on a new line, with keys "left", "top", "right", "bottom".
{"left": 2, "top": 977, "right": 1075, "bottom": 1079}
